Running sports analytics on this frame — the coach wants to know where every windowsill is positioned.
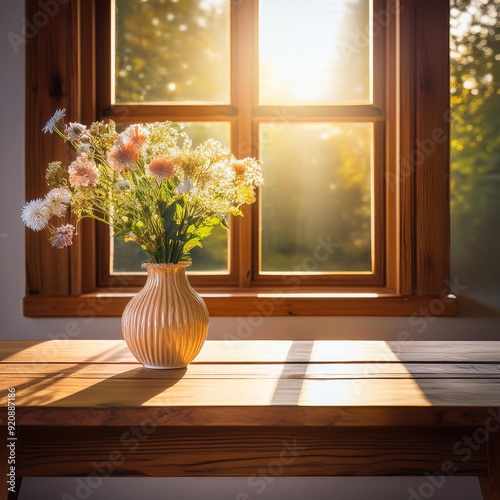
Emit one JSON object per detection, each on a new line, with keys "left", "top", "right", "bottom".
{"left": 23, "top": 292, "right": 458, "bottom": 317}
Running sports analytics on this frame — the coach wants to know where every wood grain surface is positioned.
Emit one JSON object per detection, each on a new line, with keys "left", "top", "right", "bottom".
{"left": 1, "top": 340, "right": 499, "bottom": 499}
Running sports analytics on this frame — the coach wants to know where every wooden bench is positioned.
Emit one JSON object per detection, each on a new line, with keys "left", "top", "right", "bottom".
{"left": 1, "top": 340, "right": 499, "bottom": 500}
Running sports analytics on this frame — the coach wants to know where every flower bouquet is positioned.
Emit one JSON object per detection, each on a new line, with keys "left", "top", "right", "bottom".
{"left": 22, "top": 109, "right": 263, "bottom": 264}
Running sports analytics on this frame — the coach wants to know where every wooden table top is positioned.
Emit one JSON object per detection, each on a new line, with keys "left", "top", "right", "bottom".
{"left": 1, "top": 340, "right": 499, "bottom": 428}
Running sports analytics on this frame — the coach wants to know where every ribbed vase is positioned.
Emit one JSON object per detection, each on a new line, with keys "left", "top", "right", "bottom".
{"left": 121, "top": 262, "right": 209, "bottom": 369}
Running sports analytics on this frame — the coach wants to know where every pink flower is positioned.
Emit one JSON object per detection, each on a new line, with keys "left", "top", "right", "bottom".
{"left": 146, "top": 156, "right": 176, "bottom": 181}
{"left": 122, "top": 125, "right": 148, "bottom": 149}
{"left": 50, "top": 224, "right": 75, "bottom": 249}
{"left": 68, "top": 156, "right": 100, "bottom": 187}
{"left": 107, "top": 142, "right": 140, "bottom": 172}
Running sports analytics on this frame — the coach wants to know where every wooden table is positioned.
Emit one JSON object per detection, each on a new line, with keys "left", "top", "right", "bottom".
{"left": 1, "top": 340, "right": 500, "bottom": 500}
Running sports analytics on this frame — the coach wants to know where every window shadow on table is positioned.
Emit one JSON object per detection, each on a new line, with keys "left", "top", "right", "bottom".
{"left": 270, "top": 341, "right": 313, "bottom": 406}
{"left": 383, "top": 341, "right": 500, "bottom": 407}
{"left": 383, "top": 342, "right": 500, "bottom": 500}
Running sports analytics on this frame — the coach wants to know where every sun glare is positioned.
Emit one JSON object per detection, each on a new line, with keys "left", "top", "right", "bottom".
{"left": 259, "top": 0, "right": 371, "bottom": 106}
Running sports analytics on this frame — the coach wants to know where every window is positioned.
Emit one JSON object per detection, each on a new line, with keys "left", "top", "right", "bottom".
{"left": 24, "top": 0, "right": 456, "bottom": 317}
{"left": 98, "top": 0, "right": 383, "bottom": 289}
{"left": 450, "top": 0, "right": 500, "bottom": 285}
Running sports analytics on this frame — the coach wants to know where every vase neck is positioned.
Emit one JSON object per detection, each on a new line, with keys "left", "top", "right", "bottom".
{"left": 142, "top": 262, "right": 190, "bottom": 271}
{"left": 142, "top": 262, "right": 191, "bottom": 281}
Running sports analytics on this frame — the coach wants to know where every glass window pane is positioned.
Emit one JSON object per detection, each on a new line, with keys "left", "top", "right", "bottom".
{"left": 259, "top": 0, "right": 372, "bottom": 106}
{"left": 450, "top": 0, "right": 500, "bottom": 285}
{"left": 114, "top": 0, "right": 230, "bottom": 104}
{"left": 112, "top": 122, "right": 231, "bottom": 274}
{"left": 259, "top": 123, "right": 372, "bottom": 273}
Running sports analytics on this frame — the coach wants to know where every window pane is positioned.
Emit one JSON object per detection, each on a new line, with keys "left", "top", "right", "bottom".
{"left": 259, "top": 0, "right": 372, "bottom": 106}
{"left": 259, "top": 123, "right": 372, "bottom": 273}
{"left": 450, "top": 0, "right": 500, "bottom": 285}
{"left": 112, "top": 122, "right": 231, "bottom": 274}
{"left": 114, "top": 0, "right": 230, "bottom": 104}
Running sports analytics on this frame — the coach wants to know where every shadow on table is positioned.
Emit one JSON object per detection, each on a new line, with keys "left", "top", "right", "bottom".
{"left": 53, "top": 366, "right": 188, "bottom": 407}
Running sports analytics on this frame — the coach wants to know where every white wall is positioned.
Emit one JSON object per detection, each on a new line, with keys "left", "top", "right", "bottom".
{"left": 1, "top": 0, "right": 498, "bottom": 498}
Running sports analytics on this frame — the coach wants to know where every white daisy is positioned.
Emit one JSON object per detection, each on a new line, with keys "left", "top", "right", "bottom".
{"left": 42, "top": 108, "right": 66, "bottom": 134}
{"left": 21, "top": 199, "right": 50, "bottom": 231}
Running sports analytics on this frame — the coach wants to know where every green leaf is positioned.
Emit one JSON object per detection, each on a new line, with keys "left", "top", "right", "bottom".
{"left": 158, "top": 200, "right": 180, "bottom": 240}
{"left": 193, "top": 224, "right": 215, "bottom": 240}
{"left": 158, "top": 200, "right": 176, "bottom": 220}
{"left": 174, "top": 201, "right": 185, "bottom": 222}
{"left": 183, "top": 238, "right": 203, "bottom": 253}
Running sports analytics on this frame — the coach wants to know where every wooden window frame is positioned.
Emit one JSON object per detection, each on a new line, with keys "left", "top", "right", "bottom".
{"left": 23, "top": 0, "right": 457, "bottom": 317}
{"left": 97, "top": 0, "right": 385, "bottom": 290}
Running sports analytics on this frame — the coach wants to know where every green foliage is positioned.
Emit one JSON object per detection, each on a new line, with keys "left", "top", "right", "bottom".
{"left": 450, "top": 0, "right": 500, "bottom": 262}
